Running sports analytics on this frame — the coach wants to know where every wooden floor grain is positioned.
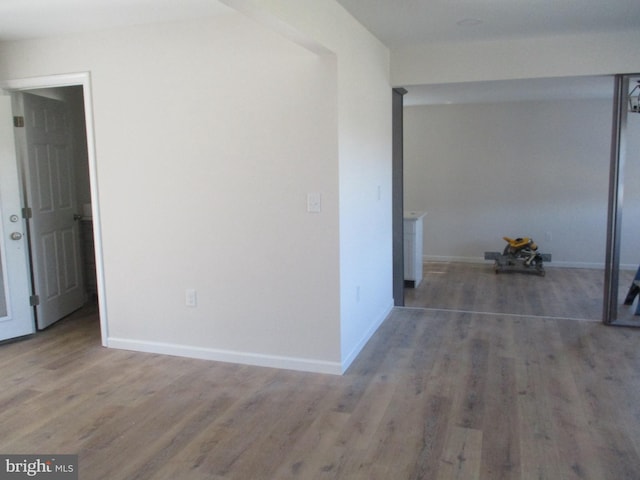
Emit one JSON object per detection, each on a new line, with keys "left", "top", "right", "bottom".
{"left": 405, "top": 261, "right": 639, "bottom": 324}
{"left": 1, "top": 276, "right": 640, "bottom": 479}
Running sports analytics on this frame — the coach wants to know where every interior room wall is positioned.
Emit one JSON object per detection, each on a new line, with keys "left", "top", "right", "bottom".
{"left": 320, "top": 4, "right": 394, "bottom": 367}
{"left": 0, "top": 0, "right": 394, "bottom": 374}
{"left": 392, "top": 26, "right": 640, "bottom": 280}
{"left": 391, "top": 30, "right": 640, "bottom": 87}
{"left": 403, "top": 97, "right": 629, "bottom": 268}
{"left": 235, "top": 0, "right": 394, "bottom": 368}
{"left": 0, "top": 10, "right": 345, "bottom": 372}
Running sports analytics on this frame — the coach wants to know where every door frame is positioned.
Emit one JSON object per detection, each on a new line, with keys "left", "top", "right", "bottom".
{"left": 392, "top": 88, "right": 407, "bottom": 306}
{"left": 603, "top": 73, "right": 640, "bottom": 327}
{"left": 1, "top": 72, "right": 108, "bottom": 345}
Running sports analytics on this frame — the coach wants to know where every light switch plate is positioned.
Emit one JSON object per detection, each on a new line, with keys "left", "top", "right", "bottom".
{"left": 185, "top": 289, "right": 197, "bottom": 307}
{"left": 307, "top": 193, "right": 321, "bottom": 213}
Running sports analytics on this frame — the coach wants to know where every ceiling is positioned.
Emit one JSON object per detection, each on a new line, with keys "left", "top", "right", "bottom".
{"left": 334, "top": 0, "right": 639, "bottom": 105}
{"left": 334, "top": 0, "right": 640, "bottom": 47}
{"left": 0, "top": 0, "right": 232, "bottom": 41}
{"left": 1, "top": 0, "right": 638, "bottom": 46}
{"left": 0, "top": 0, "right": 637, "bottom": 105}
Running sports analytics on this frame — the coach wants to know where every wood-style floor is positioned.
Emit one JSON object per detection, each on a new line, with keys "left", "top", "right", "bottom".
{"left": 1, "top": 270, "right": 640, "bottom": 479}
{"left": 405, "top": 261, "right": 639, "bottom": 324}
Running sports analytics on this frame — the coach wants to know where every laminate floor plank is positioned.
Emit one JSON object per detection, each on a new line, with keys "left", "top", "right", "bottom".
{"left": 436, "top": 425, "right": 483, "bottom": 480}
{"left": 512, "top": 318, "right": 565, "bottom": 480}
{"left": 405, "top": 262, "right": 639, "bottom": 323}
{"left": 555, "top": 321, "right": 640, "bottom": 480}
{"left": 479, "top": 355, "right": 520, "bottom": 480}
{"left": 1, "top": 265, "right": 639, "bottom": 479}
{"left": 528, "top": 318, "right": 610, "bottom": 480}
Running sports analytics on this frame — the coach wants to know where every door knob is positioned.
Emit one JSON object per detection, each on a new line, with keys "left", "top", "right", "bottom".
{"left": 10, "top": 232, "right": 23, "bottom": 240}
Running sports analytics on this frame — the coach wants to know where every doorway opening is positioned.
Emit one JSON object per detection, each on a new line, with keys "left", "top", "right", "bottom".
{"left": 16, "top": 87, "right": 96, "bottom": 329}
{"left": 604, "top": 73, "right": 640, "bottom": 326}
{"left": 2, "top": 72, "right": 107, "bottom": 344}
{"left": 395, "top": 75, "right": 640, "bottom": 324}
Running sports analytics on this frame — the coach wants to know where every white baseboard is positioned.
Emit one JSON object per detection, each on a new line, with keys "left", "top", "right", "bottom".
{"left": 424, "top": 255, "right": 638, "bottom": 271}
{"left": 107, "top": 337, "right": 343, "bottom": 375}
{"left": 107, "top": 300, "right": 394, "bottom": 376}
{"left": 425, "top": 255, "right": 485, "bottom": 264}
{"left": 340, "top": 299, "right": 394, "bottom": 374}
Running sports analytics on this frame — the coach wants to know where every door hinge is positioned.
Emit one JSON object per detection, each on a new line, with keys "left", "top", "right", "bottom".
{"left": 22, "top": 207, "right": 32, "bottom": 219}
{"left": 13, "top": 116, "right": 25, "bottom": 128}
{"left": 29, "top": 295, "right": 40, "bottom": 306}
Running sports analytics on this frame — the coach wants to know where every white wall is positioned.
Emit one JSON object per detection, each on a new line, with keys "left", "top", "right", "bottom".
{"left": 0, "top": 0, "right": 393, "bottom": 374}
{"left": 392, "top": 30, "right": 640, "bottom": 87}
{"left": 394, "top": 27, "right": 640, "bottom": 272}
{"left": 391, "top": 25, "right": 640, "bottom": 266}
{"left": 236, "top": 0, "right": 394, "bottom": 369}
{"left": 0, "top": 11, "right": 344, "bottom": 372}
{"left": 404, "top": 98, "right": 622, "bottom": 267}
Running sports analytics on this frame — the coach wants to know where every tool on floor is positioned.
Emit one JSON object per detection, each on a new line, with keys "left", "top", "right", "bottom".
{"left": 623, "top": 265, "right": 640, "bottom": 315}
{"left": 485, "top": 236, "right": 551, "bottom": 276}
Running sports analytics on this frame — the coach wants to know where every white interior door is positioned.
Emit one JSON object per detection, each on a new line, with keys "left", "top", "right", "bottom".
{"left": 22, "top": 92, "right": 85, "bottom": 329}
{"left": 0, "top": 95, "right": 35, "bottom": 341}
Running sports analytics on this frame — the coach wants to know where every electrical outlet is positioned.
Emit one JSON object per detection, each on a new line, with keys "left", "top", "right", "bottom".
{"left": 185, "top": 289, "right": 197, "bottom": 307}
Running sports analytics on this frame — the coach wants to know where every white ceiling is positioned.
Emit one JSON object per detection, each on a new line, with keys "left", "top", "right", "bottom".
{"left": 334, "top": 0, "right": 639, "bottom": 105}
{"left": 0, "top": 0, "right": 636, "bottom": 105}
{"left": 334, "top": 0, "right": 640, "bottom": 46}
{"left": 0, "top": 0, "right": 232, "bottom": 41}
{"left": 1, "top": 0, "right": 638, "bottom": 47}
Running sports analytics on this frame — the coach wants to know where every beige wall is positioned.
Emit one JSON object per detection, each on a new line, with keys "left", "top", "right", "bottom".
{"left": 392, "top": 30, "right": 640, "bottom": 87}
{"left": 0, "top": 1, "right": 394, "bottom": 373}
{"left": 395, "top": 26, "right": 640, "bottom": 270}
{"left": 402, "top": 98, "right": 640, "bottom": 268}
{"left": 228, "top": 0, "right": 394, "bottom": 364}
{"left": 0, "top": 12, "right": 342, "bottom": 371}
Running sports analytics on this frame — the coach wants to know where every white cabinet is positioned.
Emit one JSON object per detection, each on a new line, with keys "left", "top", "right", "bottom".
{"left": 404, "top": 211, "right": 426, "bottom": 288}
